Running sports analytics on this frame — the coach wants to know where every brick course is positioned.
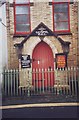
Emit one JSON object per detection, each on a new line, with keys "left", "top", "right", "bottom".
{"left": 6, "top": 1, "right": 78, "bottom": 69}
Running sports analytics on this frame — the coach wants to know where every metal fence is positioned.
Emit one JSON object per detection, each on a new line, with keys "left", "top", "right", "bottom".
{"left": 2, "top": 67, "right": 79, "bottom": 97}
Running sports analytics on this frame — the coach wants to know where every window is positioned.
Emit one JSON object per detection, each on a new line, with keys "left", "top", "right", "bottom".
{"left": 14, "top": 0, "right": 31, "bottom": 35}
{"left": 53, "top": 0, "right": 70, "bottom": 32}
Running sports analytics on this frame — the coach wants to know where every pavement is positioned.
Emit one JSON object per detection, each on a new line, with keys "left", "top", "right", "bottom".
{"left": 2, "top": 94, "right": 78, "bottom": 106}
{"left": 1, "top": 94, "right": 79, "bottom": 119}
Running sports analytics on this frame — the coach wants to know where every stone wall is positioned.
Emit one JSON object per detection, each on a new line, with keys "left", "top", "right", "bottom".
{"left": 6, "top": 1, "right": 78, "bottom": 69}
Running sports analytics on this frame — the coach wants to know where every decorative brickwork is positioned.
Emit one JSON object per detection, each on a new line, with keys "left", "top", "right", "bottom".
{"left": 6, "top": 1, "right": 78, "bottom": 69}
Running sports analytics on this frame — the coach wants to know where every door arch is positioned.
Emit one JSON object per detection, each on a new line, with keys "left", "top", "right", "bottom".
{"left": 32, "top": 41, "right": 54, "bottom": 69}
{"left": 32, "top": 41, "right": 54, "bottom": 88}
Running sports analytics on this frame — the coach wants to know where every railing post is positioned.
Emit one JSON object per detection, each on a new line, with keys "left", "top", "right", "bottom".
{"left": 50, "top": 68, "right": 54, "bottom": 93}
{"left": 36, "top": 68, "right": 38, "bottom": 93}
{"left": 32, "top": 69, "right": 35, "bottom": 94}
{"left": 27, "top": 70, "right": 30, "bottom": 97}
{"left": 45, "top": 68, "right": 47, "bottom": 92}
{"left": 68, "top": 67, "right": 71, "bottom": 95}
{"left": 74, "top": 67, "right": 77, "bottom": 96}
{"left": 16, "top": 69, "right": 19, "bottom": 96}
{"left": 10, "top": 69, "right": 12, "bottom": 96}
{"left": 54, "top": 68, "right": 58, "bottom": 94}
{"left": 3, "top": 70, "right": 6, "bottom": 95}
{"left": 7, "top": 70, "right": 10, "bottom": 96}
{"left": 77, "top": 67, "right": 79, "bottom": 95}
{"left": 39, "top": 68, "right": 41, "bottom": 94}
{"left": 59, "top": 68, "right": 62, "bottom": 95}
{"left": 13, "top": 69, "right": 16, "bottom": 96}
{"left": 0, "top": 69, "right": 2, "bottom": 120}
{"left": 42, "top": 68, "right": 44, "bottom": 93}
{"left": 48, "top": 68, "right": 51, "bottom": 92}
{"left": 1, "top": 72, "right": 3, "bottom": 96}
{"left": 56, "top": 68, "right": 59, "bottom": 95}
{"left": 71, "top": 67, "right": 74, "bottom": 96}
{"left": 65, "top": 67, "right": 68, "bottom": 95}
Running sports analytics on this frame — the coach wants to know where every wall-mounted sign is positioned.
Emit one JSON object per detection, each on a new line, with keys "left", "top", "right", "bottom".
{"left": 31, "top": 22, "right": 55, "bottom": 36}
{"left": 56, "top": 53, "right": 67, "bottom": 69}
{"left": 21, "top": 54, "right": 31, "bottom": 68}
{"left": 35, "top": 27, "right": 49, "bottom": 36}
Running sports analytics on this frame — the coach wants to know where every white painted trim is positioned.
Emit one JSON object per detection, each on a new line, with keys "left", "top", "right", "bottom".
{"left": 1, "top": 102, "right": 79, "bottom": 109}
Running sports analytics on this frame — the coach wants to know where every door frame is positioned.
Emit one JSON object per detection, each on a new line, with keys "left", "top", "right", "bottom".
{"left": 32, "top": 41, "right": 55, "bottom": 88}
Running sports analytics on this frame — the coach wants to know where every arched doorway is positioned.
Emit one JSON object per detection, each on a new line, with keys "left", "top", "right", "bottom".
{"left": 32, "top": 41, "right": 54, "bottom": 89}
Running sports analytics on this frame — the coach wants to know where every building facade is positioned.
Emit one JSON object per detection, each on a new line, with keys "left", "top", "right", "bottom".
{"left": 0, "top": 2, "right": 8, "bottom": 72}
{"left": 5, "top": 0, "right": 79, "bottom": 87}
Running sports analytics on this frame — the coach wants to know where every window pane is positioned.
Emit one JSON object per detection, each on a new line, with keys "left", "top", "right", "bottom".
{"left": 54, "top": 22, "right": 69, "bottom": 31}
{"left": 54, "top": 13, "right": 68, "bottom": 22}
{"left": 15, "top": 0, "right": 29, "bottom": 4}
{"left": 53, "top": 0, "right": 68, "bottom": 2}
{"left": 16, "top": 24, "right": 30, "bottom": 32}
{"left": 16, "top": 6, "right": 29, "bottom": 14}
{"left": 16, "top": 15, "right": 29, "bottom": 23}
{"left": 54, "top": 3, "right": 68, "bottom": 13}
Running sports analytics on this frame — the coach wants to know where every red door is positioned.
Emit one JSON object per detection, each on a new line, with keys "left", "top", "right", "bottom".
{"left": 32, "top": 41, "right": 54, "bottom": 88}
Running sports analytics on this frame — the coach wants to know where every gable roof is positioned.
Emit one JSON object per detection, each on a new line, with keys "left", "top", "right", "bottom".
{"left": 14, "top": 22, "right": 71, "bottom": 47}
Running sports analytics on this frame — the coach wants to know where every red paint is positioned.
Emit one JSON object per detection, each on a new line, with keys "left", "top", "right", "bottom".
{"left": 32, "top": 41, "right": 54, "bottom": 88}
{"left": 52, "top": 0, "right": 70, "bottom": 33}
{"left": 32, "top": 41, "right": 54, "bottom": 69}
{"left": 14, "top": 0, "right": 31, "bottom": 35}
